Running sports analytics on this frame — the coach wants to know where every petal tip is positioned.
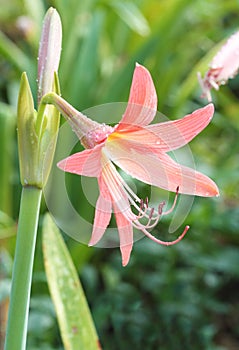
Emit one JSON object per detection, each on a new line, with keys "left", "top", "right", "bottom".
{"left": 122, "top": 255, "right": 130, "bottom": 267}
{"left": 88, "top": 236, "right": 100, "bottom": 247}
{"left": 120, "top": 244, "right": 132, "bottom": 267}
{"left": 57, "top": 159, "right": 65, "bottom": 170}
{"left": 207, "top": 103, "right": 215, "bottom": 118}
{"left": 205, "top": 183, "right": 220, "bottom": 197}
{"left": 211, "top": 181, "right": 220, "bottom": 197}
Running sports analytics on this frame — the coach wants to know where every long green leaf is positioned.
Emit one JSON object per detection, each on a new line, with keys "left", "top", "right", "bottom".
{"left": 42, "top": 213, "right": 101, "bottom": 350}
{"left": 0, "top": 30, "right": 33, "bottom": 74}
{"left": 0, "top": 102, "right": 15, "bottom": 216}
{"left": 110, "top": 0, "right": 150, "bottom": 36}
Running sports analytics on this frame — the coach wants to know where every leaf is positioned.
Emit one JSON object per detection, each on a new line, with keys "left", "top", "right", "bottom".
{"left": 0, "top": 102, "right": 16, "bottom": 215}
{"left": 0, "top": 30, "right": 34, "bottom": 77}
{"left": 110, "top": 0, "right": 150, "bottom": 36}
{"left": 67, "top": 10, "right": 104, "bottom": 107}
{"left": 42, "top": 213, "right": 101, "bottom": 350}
{"left": 0, "top": 211, "right": 16, "bottom": 239}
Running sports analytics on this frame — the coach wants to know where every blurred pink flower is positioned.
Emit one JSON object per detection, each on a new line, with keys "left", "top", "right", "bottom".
{"left": 57, "top": 64, "right": 219, "bottom": 266}
{"left": 198, "top": 31, "right": 239, "bottom": 102}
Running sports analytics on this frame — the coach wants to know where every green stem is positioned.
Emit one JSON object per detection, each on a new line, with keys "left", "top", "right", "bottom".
{"left": 4, "top": 186, "right": 42, "bottom": 350}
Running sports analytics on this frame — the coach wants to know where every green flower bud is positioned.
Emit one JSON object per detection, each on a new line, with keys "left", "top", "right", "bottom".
{"left": 17, "top": 7, "right": 62, "bottom": 189}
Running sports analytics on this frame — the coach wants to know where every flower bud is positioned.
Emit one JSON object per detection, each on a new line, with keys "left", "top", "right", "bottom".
{"left": 17, "top": 8, "right": 62, "bottom": 188}
{"left": 37, "top": 7, "right": 62, "bottom": 104}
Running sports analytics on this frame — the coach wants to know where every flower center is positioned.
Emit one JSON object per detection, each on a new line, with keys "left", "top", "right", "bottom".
{"left": 81, "top": 123, "right": 116, "bottom": 149}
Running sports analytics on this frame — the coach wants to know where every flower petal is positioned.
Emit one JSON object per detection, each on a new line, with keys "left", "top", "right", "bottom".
{"left": 105, "top": 139, "right": 219, "bottom": 197}
{"left": 113, "top": 207, "right": 133, "bottom": 267}
{"left": 119, "top": 63, "right": 157, "bottom": 126}
{"left": 209, "top": 31, "right": 239, "bottom": 86}
{"left": 101, "top": 155, "right": 134, "bottom": 265}
{"left": 110, "top": 104, "right": 214, "bottom": 153}
{"left": 101, "top": 152, "right": 136, "bottom": 220}
{"left": 146, "top": 104, "right": 214, "bottom": 151}
{"left": 89, "top": 176, "right": 112, "bottom": 246}
{"left": 198, "top": 31, "right": 239, "bottom": 101}
{"left": 57, "top": 143, "right": 103, "bottom": 177}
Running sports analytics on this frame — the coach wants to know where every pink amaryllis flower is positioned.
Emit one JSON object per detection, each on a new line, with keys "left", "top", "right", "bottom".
{"left": 51, "top": 63, "right": 219, "bottom": 266}
{"left": 198, "top": 30, "right": 239, "bottom": 102}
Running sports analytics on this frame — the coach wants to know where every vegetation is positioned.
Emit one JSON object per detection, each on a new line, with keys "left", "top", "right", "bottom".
{"left": 0, "top": 0, "right": 239, "bottom": 349}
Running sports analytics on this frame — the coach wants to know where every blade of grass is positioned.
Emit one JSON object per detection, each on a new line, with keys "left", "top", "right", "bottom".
{"left": 42, "top": 213, "right": 101, "bottom": 350}
{"left": 66, "top": 10, "right": 104, "bottom": 108}
{"left": 0, "top": 30, "right": 33, "bottom": 74}
{"left": 0, "top": 103, "right": 15, "bottom": 216}
{"left": 110, "top": 0, "right": 150, "bottom": 36}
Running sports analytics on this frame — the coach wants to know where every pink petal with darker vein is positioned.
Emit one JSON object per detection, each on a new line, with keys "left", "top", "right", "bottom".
{"left": 113, "top": 104, "right": 214, "bottom": 153}
{"left": 57, "top": 143, "right": 103, "bottom": 177}
{"left": 113, "top": 207, "right": 133, "bottom": 267}
{"left": 106, "top": 139, "right": 219, "bottom": 197}
{"left": 210, "top": 30, "right": 239, "bottom": 83}
{"left": 89, "top": 177, "right": 112, "bottom": 246}
{"left": 147, "top": 104, "right": 214, "bottom": 151}
{"left": 119, "top": 63, "right": 157, "bottom": 126}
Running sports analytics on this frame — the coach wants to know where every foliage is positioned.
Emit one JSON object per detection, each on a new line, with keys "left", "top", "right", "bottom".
{"left": 0, "top": 0, "right": 239, "bottom": 349}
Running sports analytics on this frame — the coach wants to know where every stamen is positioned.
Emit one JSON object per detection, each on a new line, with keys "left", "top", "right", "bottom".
{"left": 149, "top": 207, "right": 154, "bottom": 219}
{"left": 142, "top": 225, "right": 190, "bottom": 246}
{"left": 139, "top": 199, "right": 144, "bottom": 210}
{"left": 158, "top": 201, "right": 166, "bottom": 215}
{"left": 133, "top": 186, "right": 179, "bottom": 228}
{"left": 102, "top": 158, "right": 188, "bottom": 247}
{"left": 163, "top": 186, "right": 179, "bottom": 216}
{"left": 134, "top": 198, "right": 149, "bottom": 219}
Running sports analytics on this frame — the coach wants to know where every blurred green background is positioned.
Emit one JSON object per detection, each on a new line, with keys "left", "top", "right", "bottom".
{"left": 0, "top": 0, "right": 239, "bottom": 349}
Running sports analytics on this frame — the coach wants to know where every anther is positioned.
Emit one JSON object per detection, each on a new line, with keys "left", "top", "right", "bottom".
{"left": 158, "top": 201, "right": 166, "bottom": 215}
{"left": 139, "top": 199, "right": 144, "bottom": 211}
{"left": 149, "top": 207, "right": 154, "bottom": 219}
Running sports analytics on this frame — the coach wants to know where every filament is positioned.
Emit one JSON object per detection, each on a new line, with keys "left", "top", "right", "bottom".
{"left": 101, "top": 156, "right": 187, "bottom": 246}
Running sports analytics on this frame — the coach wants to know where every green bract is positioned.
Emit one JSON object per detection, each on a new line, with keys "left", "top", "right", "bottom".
{"left": 17, "top": 72, "right": 60, "bottom": 188}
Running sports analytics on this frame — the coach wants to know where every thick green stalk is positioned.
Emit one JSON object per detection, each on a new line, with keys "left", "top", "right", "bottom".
{"left": 4, "top": 186, "right": 42, "bottom": 350}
